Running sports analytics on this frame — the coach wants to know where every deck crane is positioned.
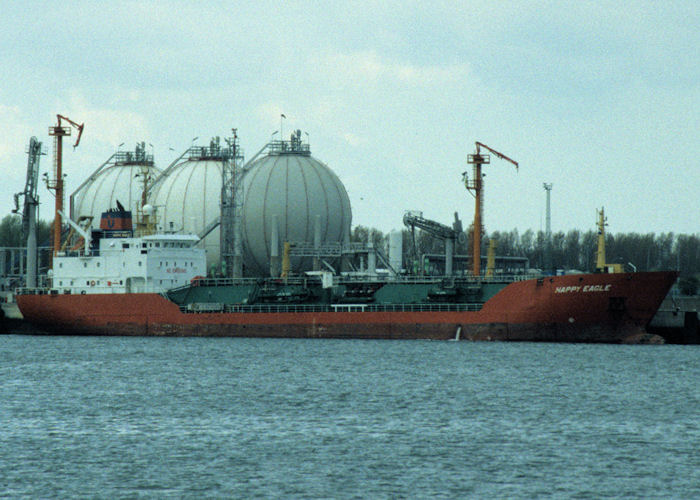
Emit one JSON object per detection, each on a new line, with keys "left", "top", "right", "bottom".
{"left": 403, "top": 212, "right": 464, "bottom": 275}
{"left": 47, "top": 114, "right": 84, "bottom": 265}
{"left": 12, "top": 137, "right": 45, "bottom": 288}
{"left": 463, "top": 141, "right": 518, "bottom": 277}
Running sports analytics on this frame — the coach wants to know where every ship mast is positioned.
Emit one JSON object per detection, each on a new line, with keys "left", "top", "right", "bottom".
{"left": 596, "top": 207, "right": 608, "bottom": 272}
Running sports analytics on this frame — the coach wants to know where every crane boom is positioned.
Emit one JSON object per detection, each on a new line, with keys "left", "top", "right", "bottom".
{"left": 57, "top": 114, "right": 85, "bottom": 148}
{"left": 403, "top": 213, "right": 458, "bottom": 240}
{"left": 475, "top": 141, "right": 519, "bottom": 169}
{"left": 13, "top": 137, "right": 43, "bottom": 238}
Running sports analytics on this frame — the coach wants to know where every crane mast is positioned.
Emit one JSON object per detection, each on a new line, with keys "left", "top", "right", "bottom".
{"left": 464, "top": 141, "right": 518, "bottom": 277}
{"left": 12, "top": 137, "right": 45, "bottom": 288}
{"left": 47, "top": 114, "right": 84, "bottom": 266}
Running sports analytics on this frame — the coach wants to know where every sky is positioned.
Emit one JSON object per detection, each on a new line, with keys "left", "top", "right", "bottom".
{"left": 0, "top": 0, "right": 698, "bottom": 237}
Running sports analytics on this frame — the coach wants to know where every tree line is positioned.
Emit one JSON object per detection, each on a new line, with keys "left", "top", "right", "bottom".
{"left": 0, "top": 215, "right": 52, "bottom": 248}
{"left": 351, "top": 224, "right": 699, "bottom": 293}
{"left": 1, "top": 214, "right": 697, "bottom": 292}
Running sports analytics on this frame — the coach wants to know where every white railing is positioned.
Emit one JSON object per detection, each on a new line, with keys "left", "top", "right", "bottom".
{"left": 180, "top": 302, "right": 483, "bottom": 314}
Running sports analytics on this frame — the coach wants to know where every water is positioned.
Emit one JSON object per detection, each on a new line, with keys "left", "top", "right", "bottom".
{"left": 1, "top": 336, "right": 699, "bottom": 499}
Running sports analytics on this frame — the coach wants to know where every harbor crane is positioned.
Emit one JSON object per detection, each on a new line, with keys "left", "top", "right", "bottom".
{"left": 12, "top": 137, "right": 45, "bottom": 288}
{"left": 463, "top": 141, "right": 518, "bottom": 277}
{"left": 47, "top": 114, "right": 84, "bottom": 264}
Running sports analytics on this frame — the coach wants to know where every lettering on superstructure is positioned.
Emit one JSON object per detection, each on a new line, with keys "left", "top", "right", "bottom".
{"left": 554, "top": 284, "right": 612, "bottom": 293}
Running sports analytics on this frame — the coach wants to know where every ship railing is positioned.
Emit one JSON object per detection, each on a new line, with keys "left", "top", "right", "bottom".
{"left": 171, "top": 273, "right": 540, "bottom": 291}
{"left": 334, "top": 273, "right": 538, "bottom": 285}
{"left": 180, "top": 302, "right": 483, "bottom": 314}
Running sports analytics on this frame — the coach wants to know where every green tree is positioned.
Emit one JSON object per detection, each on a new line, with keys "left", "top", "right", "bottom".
{"left": 0, "top": 215, "right": 23, "bottom": 246}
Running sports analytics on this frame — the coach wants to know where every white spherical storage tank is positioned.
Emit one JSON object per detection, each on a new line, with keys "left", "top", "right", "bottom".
{"left": 147, "top": 135, "right": 352, "bottom": 276}
{"left": 149, "top": 157, "right": 224, "bottom": 270}
{"left": 70, "top": 146, "right": 161, "bottom": 228}
{"left": 240, "top": 140, "right": 352, "bottom": 276}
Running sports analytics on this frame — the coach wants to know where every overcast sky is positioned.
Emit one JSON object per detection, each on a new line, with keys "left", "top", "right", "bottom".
{"left": 1, "top": 1, "right": 697, "bottom": 236}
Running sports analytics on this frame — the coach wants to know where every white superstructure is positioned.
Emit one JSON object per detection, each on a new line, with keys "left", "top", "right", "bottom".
{"left": 51, "top": 233, "right": 206, "bottom": 294}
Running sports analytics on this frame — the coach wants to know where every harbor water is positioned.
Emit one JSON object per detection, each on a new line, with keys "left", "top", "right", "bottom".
{"left": 1, "top": 336, "right": 699, "bottom": 498}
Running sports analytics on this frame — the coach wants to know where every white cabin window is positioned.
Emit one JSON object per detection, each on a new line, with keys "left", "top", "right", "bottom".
{"left": 83, "top": 262, "right": 87, "bottom": 268}
{"left": 138, "top": 261, "right": 142, "bottom": 266}
{"left": 96, "top": 262, "right": 100, "bottom": 267}
{"left": 59, "top": 263, "right": 63, "bottom": 268}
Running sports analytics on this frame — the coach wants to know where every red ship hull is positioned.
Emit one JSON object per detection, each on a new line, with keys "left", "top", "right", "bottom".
{"left": 16, "top": 272, "right": 677, "bottom": 343}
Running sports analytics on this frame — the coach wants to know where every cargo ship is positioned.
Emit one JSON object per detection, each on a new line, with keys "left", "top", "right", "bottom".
{"left": 13, "top": 133, "right": 678, "bottom": 342}
{"left": 16, "top": 270, "right": 677, "bottom": 342}
{"left": 14, "top": 205, "right": 677, "bottom": 342}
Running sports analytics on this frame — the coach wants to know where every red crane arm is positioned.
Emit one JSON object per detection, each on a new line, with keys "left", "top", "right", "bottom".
{"left": 57, "top": 114, "right": 85, "bottom": 148}
{"left": 476, "top": 141, "right": 519, "bottom": 169}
